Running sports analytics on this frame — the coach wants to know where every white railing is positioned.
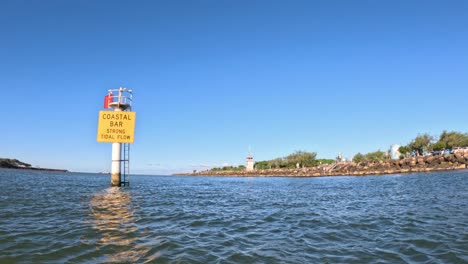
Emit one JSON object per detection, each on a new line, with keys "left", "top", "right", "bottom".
{"left": 108, "top": 87, "right": 133, "bottom": 108}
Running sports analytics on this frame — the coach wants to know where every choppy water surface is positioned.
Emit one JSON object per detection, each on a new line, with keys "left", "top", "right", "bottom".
{"left": 0, "top": 170, "right": 467, "bottom": 263}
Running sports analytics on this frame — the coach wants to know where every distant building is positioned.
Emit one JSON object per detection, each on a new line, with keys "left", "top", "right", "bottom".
{"left": 390, "top": 145, "right": 401, "bottom": 160}
{"left": 246, "top": 155, "right": 255, "bottom": 171}
{"left": 336, "top": 152, "right": 343, "bottom": 162}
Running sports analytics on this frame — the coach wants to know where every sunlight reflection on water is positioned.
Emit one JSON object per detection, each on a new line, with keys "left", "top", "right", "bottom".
{"left": 88, "top": 188, "right": 158, "bottom": 263}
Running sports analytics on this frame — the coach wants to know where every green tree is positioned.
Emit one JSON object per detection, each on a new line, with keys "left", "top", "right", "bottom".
{"left": 437, "top": 131, "right": 468, "bottom": 149}
{"left": 272, "top": 158, "right": 285, "bottom": 168}
{"left": 409, "top": 133, "right": 434, "bottom": 155}
{"left": 365, "top": 150, "right": 386, "bottom": 161}
{"left": 210, "top": 165, "right": 247, "bottom": 171}
{"left": 284, "top": 151, "right": 317, "bottom": 167}
{"left": 353, "top": 153, "right": 365, "bottom": 163}
{"left": 431, "top": 141, "right": 446, "bottom": 151}
{"left": 353, "top": 150, "right": 386, "bottom": 162}
{"left": 398, "top": 146, "right": 410, "bottom": 155}
{"left": 398, "top": 146, "right": 411, "bottom": 158}
{"left": 254, "top": 161, "right": 269, "bottom": 170}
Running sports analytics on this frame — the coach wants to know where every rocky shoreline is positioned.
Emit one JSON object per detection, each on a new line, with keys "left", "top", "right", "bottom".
{"left": 0, "top": 158, "right": 68, "bottom": 173}
{"left": 176, "top": 153, "right": 468, "bottom": 177}
{"left": 0, "top": 167, "right": 69, "bottom": 173}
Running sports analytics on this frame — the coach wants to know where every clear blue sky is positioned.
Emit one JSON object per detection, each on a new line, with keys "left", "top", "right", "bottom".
{"left": 1, "top": 0, "right": 467, "bottom": 174}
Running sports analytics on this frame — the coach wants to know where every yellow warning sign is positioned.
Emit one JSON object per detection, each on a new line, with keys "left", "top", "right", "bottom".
{"left": 97, "top": 111, "right": 136, "bottom": 143}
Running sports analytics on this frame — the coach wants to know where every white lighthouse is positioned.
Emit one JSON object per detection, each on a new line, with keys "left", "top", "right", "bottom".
{"left": 246, "top": 154, "right": 255, "bottom": 171}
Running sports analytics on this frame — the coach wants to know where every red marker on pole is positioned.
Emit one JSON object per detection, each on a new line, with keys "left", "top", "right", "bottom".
{"left": 104, "top": 94, "right": 112, "bottom": 108}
